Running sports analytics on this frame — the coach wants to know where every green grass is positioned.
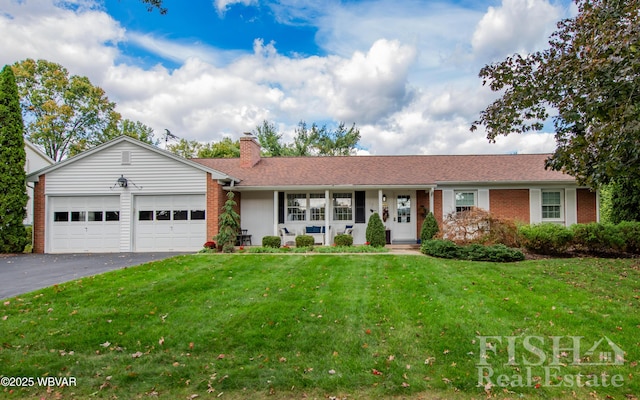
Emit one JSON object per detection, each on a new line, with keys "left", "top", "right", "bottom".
{"left": 1, "top": 254, "right": 639, "bottom": 399}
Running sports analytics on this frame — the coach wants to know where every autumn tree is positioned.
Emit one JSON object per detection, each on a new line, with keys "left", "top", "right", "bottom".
{"left": 471, "top": 0, "right": 640, "bottom": 219}
{"left": 12, "top": 59, "right": 120, "bottom": 161}
{"left": 0, "top": 65, "right": 28, "bottom": 253}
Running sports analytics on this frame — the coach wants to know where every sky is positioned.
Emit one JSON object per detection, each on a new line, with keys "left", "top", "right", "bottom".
{"left": 0, "top": 0, "right": 574, "bottom": 155}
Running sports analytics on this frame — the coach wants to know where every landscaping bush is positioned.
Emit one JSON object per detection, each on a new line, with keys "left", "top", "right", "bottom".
{"left": 262, "top": 236, "right": 281, "bottom": 248}
{"left": 421, "top": 239, "right": 524, "bottom": 262}
{"left": 333, "top": 234, "right": 353, "bottom": 246}
{"left": 618, "top": 221, "right": 640, "bottom": 254}
{"left": 366, "top": 212, "right": 386, "bottom": 247}
{"left": 518, "top": 223, "right": 573, "bottom": 255}
{"left": 440, "top": 207, "right": 520, "bottom": 247}
{"left": 420, "top": 212, "right": 439, "bottom": 243}
{"left": 421, "top": 239, "right": 459, "bottom": 258}
{"left": 295, "top": 235, "right": 314, "bottom": 247}
{"left": 571, "top": 223, "right": 625, "bottom": 254}
{"left": 24, "top": 225, "right": 33, "bottom": 253}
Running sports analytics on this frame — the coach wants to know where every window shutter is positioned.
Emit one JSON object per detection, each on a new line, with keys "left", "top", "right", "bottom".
{"left": 355, "top": 191, "right": 365, "bottom": 223}
{"left": 278, "top": 192, "right": 285, "bottom": 224}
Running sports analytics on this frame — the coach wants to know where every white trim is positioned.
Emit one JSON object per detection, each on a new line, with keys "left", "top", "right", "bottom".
{"left": 565, "top": 188, "right": 577, "bottom": 225}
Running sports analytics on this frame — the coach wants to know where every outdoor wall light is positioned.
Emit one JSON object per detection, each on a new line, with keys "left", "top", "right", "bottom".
{"left": 117, "top": 175, "right": 128, "bottom": 188}
{"left": 111, "top": 175, "right": 141, "bottom": 190}
{"left": 382, "top": 194, "right": 387, "bottom": 202}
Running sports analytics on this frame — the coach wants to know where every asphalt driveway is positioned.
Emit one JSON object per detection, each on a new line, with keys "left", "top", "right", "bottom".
{"left": 0, "top": 253, "right": 186, "bottom": 299}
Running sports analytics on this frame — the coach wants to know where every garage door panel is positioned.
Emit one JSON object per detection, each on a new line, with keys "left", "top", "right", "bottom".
{"left": 134, "top": 195, "right": 206, "bottom": 252}
{"left": 50, "top": 196, "right": 121, "bottom": 253}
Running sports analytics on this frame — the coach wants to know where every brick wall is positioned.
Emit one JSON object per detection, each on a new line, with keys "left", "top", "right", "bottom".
{"left": 240, "top": 136, "right": 261, "bottom": 168}
{"left": 577, "top": 188, "right": 598, "bottom": 223}
{"left": 415, "top": 190, "right": 430, "bottom": 238}
{"left": 33, "top": 176, "right": 45, "bottom": 253}
{"left": 434, "top": 190, "right": 443, "bottom": 226}
{"left": 489, "top": 189, "right": 530, "bottom": 223}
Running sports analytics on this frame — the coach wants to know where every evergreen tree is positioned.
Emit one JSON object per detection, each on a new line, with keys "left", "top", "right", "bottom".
{"left": 365, "top": 212, "right": 386, "bottom": 247}
{"left": 420, "top": 212, "right": 439, "bottom": 242}
{"left": 0, "top": 65, "right": 28, "bottom": 253}
{"left": 214, "top": 191, "right": 241, "bottom": 253}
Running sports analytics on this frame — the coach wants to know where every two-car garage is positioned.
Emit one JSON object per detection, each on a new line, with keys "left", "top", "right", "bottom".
{"left": 31, "top": 136, "right": 234, "bottom": 254}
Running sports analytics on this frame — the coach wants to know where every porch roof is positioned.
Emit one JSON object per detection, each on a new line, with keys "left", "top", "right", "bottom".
{"left": 192, "top": 153, "right": 576, "bottom": 188}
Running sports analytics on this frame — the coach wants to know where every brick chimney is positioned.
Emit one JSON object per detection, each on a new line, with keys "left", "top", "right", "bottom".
{"left": 240, "top": 133, "right": 261, "bottom": 168}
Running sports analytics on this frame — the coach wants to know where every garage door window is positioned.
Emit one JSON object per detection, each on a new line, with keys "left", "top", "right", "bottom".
{"left": 173, "top": 210, "right": 188, "bottom": 220}
{"left": 156, "top": 210, "right": 171, "bottom": 221}
{"left": 106, "top": 211, "right": 120, "bottom": 221}
{"left": 139, "top": 210, "right": 154, "bottom": 220}
{"left": 88, "top": 211, "right": 103, "bottom": 222}
{"left": 191, "top": 210, "right": 205, "bottom": 220}
{"left": 54, "top": 212, "right": 69, "bottom": 222}
{"left": 71, "top": 211, "right": 86, "bottom": 222}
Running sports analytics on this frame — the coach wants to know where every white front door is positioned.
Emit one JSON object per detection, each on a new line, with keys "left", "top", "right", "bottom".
{"left": 384, "top": 192, "right": 415, "bottom": 242}
{"left": 49, "top": 196, "right": 121, "bottom": 253}
{"left": 134, "top": 195, "right": 206, "bottom": 252}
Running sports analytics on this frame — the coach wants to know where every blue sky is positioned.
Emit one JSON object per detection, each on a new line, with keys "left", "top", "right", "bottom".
{"left": 1, "top": 0, "right": 573, "bottom": 155}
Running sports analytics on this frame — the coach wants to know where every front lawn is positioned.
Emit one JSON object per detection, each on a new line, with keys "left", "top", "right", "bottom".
{"left": 1, "top": 255, "right": 638, "bottom": 399}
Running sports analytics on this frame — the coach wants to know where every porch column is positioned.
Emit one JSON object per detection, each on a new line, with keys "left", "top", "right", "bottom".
{"left": 378, "top": 189, "right": 384, "bottom": 215}
{"left": 273, "top": 190, "right": 279, "bottom": 236}
{"left": 429, "top": 188, "right": 435, "bottom": 215}
{"left": 325, "top": 189, "right": 330, "bottom": 244}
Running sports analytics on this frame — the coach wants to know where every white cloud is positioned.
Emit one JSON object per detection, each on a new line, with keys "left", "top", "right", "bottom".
{"left": 471, "top": 0, "right": 562, "bottom": 60}
{"left": 213, "top": 0, "right": 257, "bottom": 16}
{"left": 0, "top": 0, "right": 563, "bottom": 156}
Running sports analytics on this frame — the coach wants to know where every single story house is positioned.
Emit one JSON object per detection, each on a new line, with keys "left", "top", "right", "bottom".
{"left": 27, "top": 135, "right": 598, "bottom": 253}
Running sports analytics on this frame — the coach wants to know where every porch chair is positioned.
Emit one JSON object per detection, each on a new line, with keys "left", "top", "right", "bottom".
{"left": 279, "top": 227, "right": 296, "bottom": 246}
{"left": 343, "top": 225, "right": 354, "bottom": 236}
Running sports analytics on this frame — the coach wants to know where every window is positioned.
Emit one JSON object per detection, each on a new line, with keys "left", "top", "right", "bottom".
{"left": 397, "top": 195, "right": 411, "bottom": 223}
{"left": 71, "top": 211, "right": 86, "bottom": 222}
{"left": 156, "top": 210, "right": 171, "bottom": 221}
{"left": 139, "top": 210, "right": 154, "bottom": 221}
{"left": 54, "top": 212, "right": 69, "bottom": 222}
{"left": 106, "top": 211, "right": 120, "bottom": 221}
{"left": 173, "top": 210, "right": 188, "bottom": 221}
{"left": 333, "top": 193, "right": 353, "bottom": 221}
{"left": 309, "top": 193, "right": 325, "bottom": 221}
{"left": 455, "top": 191, "right": 476, "bottom": 213}
{"left": 542, "top": 190, "right": 563, "bottom": 220}
{"left": 191, "top": 210, "right": 206, "bottom": 220}
{"left": 287, "top": 193, "right": 307, "bottom": 221}
{"left": 88, "top": 211, "right": 103, "bottom": 222}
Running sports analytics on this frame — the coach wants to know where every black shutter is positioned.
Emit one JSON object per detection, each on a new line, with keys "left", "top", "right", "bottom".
{"left": 278, "top": 192, "right": 285, "bottom": 224}
{"left": 355, "top": 191, "right": 366, "bottom": 223}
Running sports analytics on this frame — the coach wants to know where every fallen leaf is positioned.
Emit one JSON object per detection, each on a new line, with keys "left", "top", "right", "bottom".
{"left": 328, "top": 369, "right": 336, "bottom": 375}
{"left": 372, "top": 369, "right": 383, "bottom": 376}
{"left": 101, "top": 341, "right": 111, "bottom": 348}
{"left": 189, "top": 342, "right": 194, "bottom": 350}
{"left": 131, "top": 351, "right": 143, "bottom": 358}
{"left": 402, "top": 382, "right": 410, "bottom": 387}
{"left": 158, "top": 337, "right": 164, "bottom": 346}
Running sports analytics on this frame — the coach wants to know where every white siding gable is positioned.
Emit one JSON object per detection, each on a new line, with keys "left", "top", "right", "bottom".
{"left": 45, "top": 141, "right": 208, "bottom": 195}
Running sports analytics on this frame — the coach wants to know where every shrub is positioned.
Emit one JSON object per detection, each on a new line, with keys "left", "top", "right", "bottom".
{"left": 203, "top": 241, "right": 217, "bottom": 249}
{"left": 420, "top": 212, "right": 439, "bottom": 243}
{"left": 518, "top": 223, "right": 573, "bottom": 255}
{"left": 421, "top": 239, "right": 459, "bottom": 258}
{"left": 214, "top": 191, "right": 240, "bottom": 253}
{"left": 618, "top": 221, "right": 640, "bottom": 254}
{"left": 262, "top": 236, "right": 281, "bottom": 248}
{"left": 24, "top": 225, "right": 33, "bottom": 253}
{"left": 421, "top": 239, "right": 524, "bottom": 262}
{"left": 440, "top": 207, "right": 520, "bottom": 246}
{"left": 366, "top": 212, "right": 386, "bottom": 247}
{"left": 334, "top": 234, "right": 353, "bottom": 246}
{"left": 571, "top": 223, "right": 625, "bottom": 254}
{"left": 295, "top": 235, "right": 314, "bottom": 247}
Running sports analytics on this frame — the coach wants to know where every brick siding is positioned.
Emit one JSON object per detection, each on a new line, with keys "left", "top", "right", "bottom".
{"left": 489, "top": 189, "right": 530, "bottom": 223}
{"left": 33, "top": 176, "right": 45, "bottom": 253}
{"left": 577, "top": 188, "right": 598, "bottom": 223}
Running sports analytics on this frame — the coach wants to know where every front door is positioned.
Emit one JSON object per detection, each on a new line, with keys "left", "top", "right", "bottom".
{"left": 384, "top": 192, "right": 415, "bottom": 242}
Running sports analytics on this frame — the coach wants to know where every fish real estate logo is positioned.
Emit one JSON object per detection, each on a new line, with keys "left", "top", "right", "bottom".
{"left": 476, "top": 335, "right": 625, "bottom": 389}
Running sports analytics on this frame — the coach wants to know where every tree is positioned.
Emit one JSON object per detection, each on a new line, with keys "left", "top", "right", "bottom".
{"left": 315, "top": 122, "right": 361, "bottom": 156}
{"left": 214, "top": 191, "right": 241, "bottom": 253}
{"left": 365, "top": 212, "right": 386, "bottom": 247}
{"left": 471, "top": 0, "right": 640, "bottom": 215}
{"left": 12, "top": 59, "right": 120, "bottom": 161}
{"left": 196, "top": 137, "right": 240, "bottom": 158}
{"left": 290, "top": 121, "right": 320, "bottom": 156}
{"left": 138, "top": 0, "right": 167, "bottom": 14}
{"left": 0, "top": 65, "right": 28, "bottom": 253}
{"left": 166, "top": 138, "right": 201, "bottom": 158}
{"left": 420, "top": 212, "right": 439, "bottom": 243}
{"left": 254, "top": 120, "right": 287, "bottom": 156}
{"left": 69, "top": 119, "right": 158, "bottom": 156}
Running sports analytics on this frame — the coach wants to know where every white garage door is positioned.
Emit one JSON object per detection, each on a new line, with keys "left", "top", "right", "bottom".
{"left": 49, "top": 196, "right": 121, "bottom": 253}
{"left": 134, "top": 195, "right": 206, "bottom": 252}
